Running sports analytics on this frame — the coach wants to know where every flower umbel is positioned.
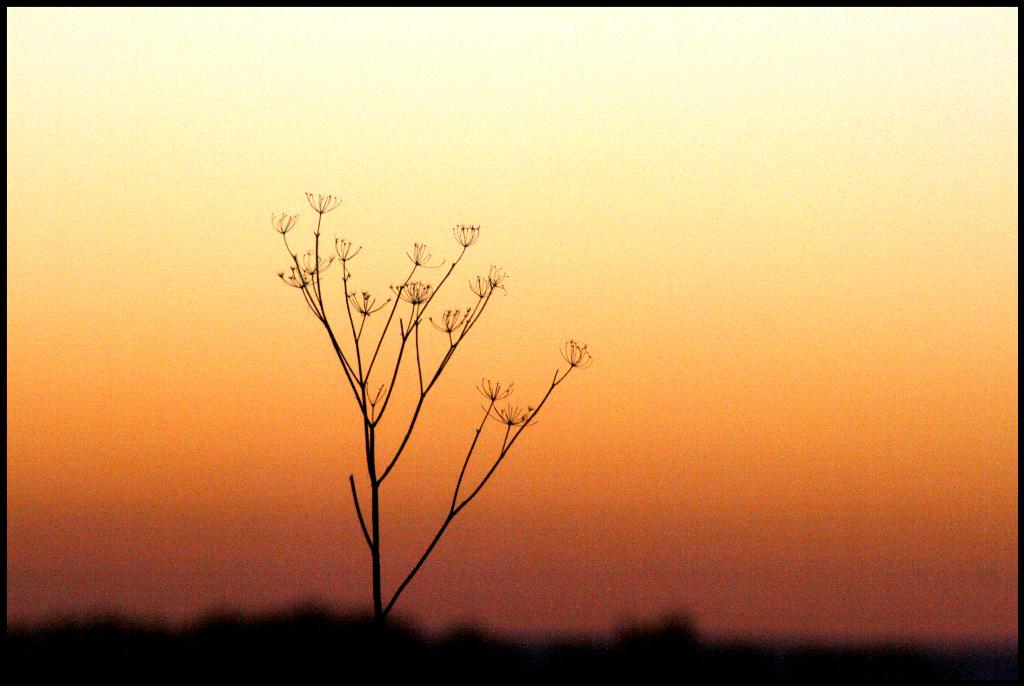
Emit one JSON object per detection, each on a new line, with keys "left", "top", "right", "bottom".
{"left": 306, "top": 193, "right": 342, "bottom": 215}
{"left": 477, "top": 379, "right": 514, "bottom": 402}
{"left": 301, "top": 249, "right": 334, "bottom": 276}
{"left": 493, "top": 403, "right": 532, "bottom": 427}
{"left": 336, "top": 238, "right": 362, "bottom": 262}
{"left": 407, "top": 243, "right": 438, "bottom": 267}
{"left": 430, "top": 308, "right": 472, "bottom": 334}
{"left": 400, "top": 281, "right": 433, "bottom": 305}
{"left": 349, "top": 290, "right": 390, "bottom": 317}
{"left": 278, "top": 265, "right": 312, "bottom": 289}
{"left": 272, "top": 213, "right": 298, "bottom": 235}
{"left": 469, "top": 276, "right": 491, "bottom": 298}
{"left": 487, "top": 266, "right": 508, "bottom": 290}
{"left": 453, "top": 224, "right": 480, "bottom": 248}
{"left": 560, "top": 339, "right": 592, "bottom": 369}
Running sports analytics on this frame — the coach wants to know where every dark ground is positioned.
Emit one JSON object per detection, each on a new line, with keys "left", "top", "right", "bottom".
{"left": 6, "top": 606, "right": 1018, "bottom": 682}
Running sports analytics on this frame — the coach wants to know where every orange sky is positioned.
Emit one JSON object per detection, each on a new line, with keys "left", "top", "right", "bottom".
{"left": 7, "top": 8, "right": 1018, "bottom": 641}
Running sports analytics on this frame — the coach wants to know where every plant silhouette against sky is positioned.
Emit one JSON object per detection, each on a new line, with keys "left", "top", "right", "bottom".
{"left": 272, "top": 193, "right": 591, "bottom": 622}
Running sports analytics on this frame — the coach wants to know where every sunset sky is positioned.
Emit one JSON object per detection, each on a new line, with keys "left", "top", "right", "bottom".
{"left": 7, "top": 8, "right": 1017, "bottom": 642}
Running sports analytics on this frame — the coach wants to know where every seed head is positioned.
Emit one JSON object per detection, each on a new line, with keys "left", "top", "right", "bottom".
{"left": 560, "top": 339, "right": 593, "bottom": 369}
{"left": 306, "top": 193, "right": 342, "bottom": 215}
{"left": 336, "top": 238, "right": 362, "bottom": 261}
{"left": 400, "top": 281, "right": 433, "bottom": 305}
{"left": 453, "top": 224, "right": 480, "bottom": 248}
{"left": 487, "top": 265, "right": 508, "bottom": 290}
{"left": 493, "top": 403, "right": 532, "bottom": 427}
{"left": 300, "top": 249, "right": 334, "bottom": 276}
{"left": 278, "top": 265, "right": 312, "bottom": 289}
{"left": 272, "top": 213, "right": 299, "bottom": 235}
{"left": 430, "top": 308, "right": 472, "bottom": 334}
{"left": 407, "top": 242, "right": 435, "bottom": 267}
{"left": 469, "top": 276, "right": 491, "bottom": 298}
{"left": 478, "top": 379, "right": 514, "bottom": 402}
{"left": 348, "top": 290, "right": 390, "bottom": 317}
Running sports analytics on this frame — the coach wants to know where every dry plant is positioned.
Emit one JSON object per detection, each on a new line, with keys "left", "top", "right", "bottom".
{"left": 271, "top": 193, "right": 591, "bottom": 622}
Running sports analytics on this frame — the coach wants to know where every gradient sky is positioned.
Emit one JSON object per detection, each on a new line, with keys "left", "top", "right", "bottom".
{"left": 7, "top": 8, "right": 1018, "bottom": 642}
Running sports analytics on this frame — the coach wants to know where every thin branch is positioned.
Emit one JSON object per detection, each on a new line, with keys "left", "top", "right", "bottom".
{"left": 455, "top": 368, "right": 571, "bottom": 515}
{"left": 412, "top": 246, "right": 465, "bottom": 325}
{"left": 349, "top": 474, "right": 373, "bottom": 551}
{"left": 282, "top": 233, "right": 363, "bottom": 404}
{"left": 385, "top": 367, "right": 574, "bottom": 615}
{"left": 384, "top": 512, "right": 454, "bottom": 617}
{"left": 365, "top": 265, "right": 417, "bottom": 381}
{"left": 377, "top": 393, "right": 426, "bottom": 484}
{"left": 377, "top": 288, "right": 495, "bottom": 484}
{"left": 451, "top": 401, "right": 495, "bottom": 512}
{"left": 333, "top": 332, "right": 366, "bottom": 407}
{"left": 342, "top": 267, "right": 366, "bottom": 389}
{"left": 283, "top": 234, "right": 322, "bottom": 320}
{"left": 312, "top": 216, "right": 324, "bottom": 304}
{"left": 415, "top": 321, "right": 424, "bottom": 394}
{"left": 370, "top": 320, "right": 411, "bottom": 425}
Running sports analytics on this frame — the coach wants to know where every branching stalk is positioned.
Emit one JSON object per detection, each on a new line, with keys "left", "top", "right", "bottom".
{"left": 271, "top": 201, "right": 590, "bottom": 623}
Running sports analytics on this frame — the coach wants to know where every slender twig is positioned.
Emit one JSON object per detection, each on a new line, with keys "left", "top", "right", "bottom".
{"left": 342, "top": 267, "right": 366, "bottom": 388}
{"left": 385, "top": 367, "right": 574, "bottom": 615}
{"left": 456, "top": 370, "right": 569, "bottom": 513}
{"left": 451, "top": 401, "right": 495, "bottom": 511}
{"left": 377, "top": 392, "right": 426, "bottom": 484}
{"left": 370, "top": 320, "right": 411, "bottom": 425}
{"left": 414, "top": 321, "right": 424, "bottom": 394}
{"left": 365, "top": 265, "right": 417, "bottom": 380}
{"left": 283, "top": 232, "right": 363, "bottom": 404}
{"left": 413, "top": 247, "right": 465, "bottom": 325}
{"left": 349, "top": 475, "right": 372, "bottom": 550}
{"left": 377, "top": 287, "right": 494, "bottom": 484}
{"left": 384, "top": 512, "right": 454, "bottom": 617}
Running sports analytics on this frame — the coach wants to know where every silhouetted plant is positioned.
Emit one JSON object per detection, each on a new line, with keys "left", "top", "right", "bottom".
{"left": 271, "top": 193, "right": 591, "bottom": 623}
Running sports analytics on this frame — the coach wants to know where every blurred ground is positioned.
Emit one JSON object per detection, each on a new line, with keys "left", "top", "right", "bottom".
{"left": 7, "top": 605, "right": 1017, "bottom": 681}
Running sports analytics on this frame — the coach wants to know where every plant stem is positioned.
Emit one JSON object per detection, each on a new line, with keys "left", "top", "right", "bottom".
{"left": 369, "top": 425, "right": 383, "bottom": 622}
